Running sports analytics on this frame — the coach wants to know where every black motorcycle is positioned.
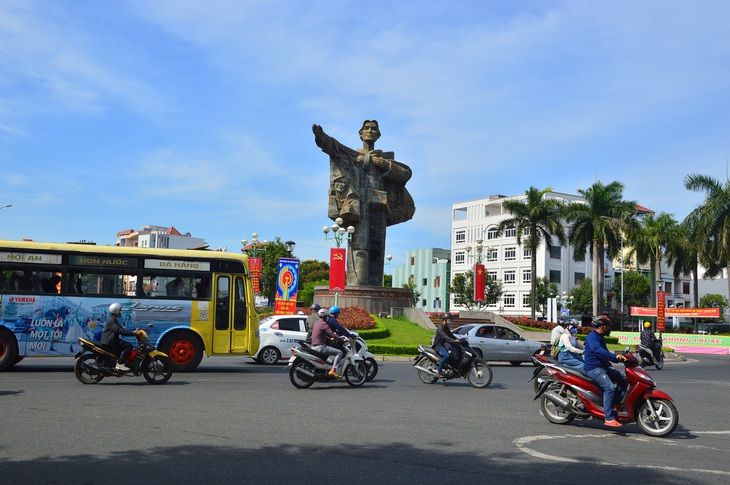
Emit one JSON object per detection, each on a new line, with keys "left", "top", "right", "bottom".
{"left": 636, "top": 333, "right": 665, "bottom": 370}
{"left": 413, "top": 339, "right": 493, "bottom": 388}
{"left": 74, "top": 330, "right": 173, "bottom": 384}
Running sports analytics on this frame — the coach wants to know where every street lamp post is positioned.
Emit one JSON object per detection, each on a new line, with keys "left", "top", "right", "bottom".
{"left": 602, "top": 216, "right": 626, "bottom": 322}
{"left": 284, "top": 240, "right": 296, "bottom": 256}
{"left": 241, "top": 232, "right": 269, "bottom": 257}
{"left": 323, "top": 217, "right": 355, "bottom": 305}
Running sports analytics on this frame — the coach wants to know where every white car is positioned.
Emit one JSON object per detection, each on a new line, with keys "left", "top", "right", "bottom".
{"left": 254, "top": 314, "right": 308, "bottom": 364}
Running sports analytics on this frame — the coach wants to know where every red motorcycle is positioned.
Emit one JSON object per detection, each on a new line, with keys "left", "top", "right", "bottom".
{"left": 533, "top": 349, "right": 679, "bottom": 437}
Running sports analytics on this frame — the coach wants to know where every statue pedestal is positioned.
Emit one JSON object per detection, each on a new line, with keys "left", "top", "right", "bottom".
{"left": 313, "top": 286, "right": 413, "bottom": 315}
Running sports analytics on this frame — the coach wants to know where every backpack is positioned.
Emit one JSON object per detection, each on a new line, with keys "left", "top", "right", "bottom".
{"left": 550, "top": 341, "right": 561, "bottom": 358}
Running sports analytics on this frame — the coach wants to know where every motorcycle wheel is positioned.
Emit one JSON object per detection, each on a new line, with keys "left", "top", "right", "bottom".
{"left": 289, "top": 360, "right": 315, "bottom": 389}
{"left": 533, "top": 368, "right": 549, "bottom": 394}
{"left": 467, "top": 361, "right": 493, "bottom": 388}
{"left": 344, "top": 361, "right": 367, "bottom": 387}
{"left": 636, "top": 398, "right": 679, "bottom": 437}
{"left": 416, "top": 357, "right": 438, "bottom": 384}
{"left": 655, "top": 353, "right": 665, "bottom": 370}
{"left": 540, "top": 386, "right": 576, "bottom": 424}
{"left": 74, "top": 354, "right": 105, "bottom": 384}
{"left": 365, "top": 357, "right": 378, "bottom": 381}
{"left": 142, "top": 356, "right": 173, "bottom": 384}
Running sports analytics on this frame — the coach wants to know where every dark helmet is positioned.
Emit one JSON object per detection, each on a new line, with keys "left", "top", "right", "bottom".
{"left": 442, "top": 312, "right": 454, "bottom": 321}
{"left": 311, "top": 303, "right": 321, "bottom": 311}
{"left": 592, "top": 315, "right": 613, "bottom": 328}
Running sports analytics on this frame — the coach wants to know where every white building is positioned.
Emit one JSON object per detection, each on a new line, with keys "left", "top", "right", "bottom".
{"left": 450, "top": 192, "right": 692, "bottom": 319}
{"left": 116, "top": 225, "right": 206, "bottom": 250}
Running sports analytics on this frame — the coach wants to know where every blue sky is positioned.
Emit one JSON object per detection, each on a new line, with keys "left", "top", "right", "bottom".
{"left": 1, "top": 0, "right": 729, "bottom": 269}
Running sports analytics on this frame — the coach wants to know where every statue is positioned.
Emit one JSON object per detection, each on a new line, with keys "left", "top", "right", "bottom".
{"left": 313, "top": 120, "right": 415, "bottom": 287}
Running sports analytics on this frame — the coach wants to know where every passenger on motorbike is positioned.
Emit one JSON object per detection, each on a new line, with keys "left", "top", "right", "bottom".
{"left": 641, "top": 321, "right": 661, "bottom": 360}
{"left": 305, "top": 303, "right": 321, "bottom": 342}
{"left": 311, "top": 308, "right": 346, "bottom": 379}
{"left": 584, "top": 315, "right": 628, "bottom": 428}
{"left": 101, "top": 303, "right": 140, "bottom": 372}
{"left": 433, "top": 313, "right": 460, "bottom": 379}
{"left": 325, "top": 305, "right": 354, "bottom": 340}
{"left": 557, "top": 322, "right": 585, "bottom": 371}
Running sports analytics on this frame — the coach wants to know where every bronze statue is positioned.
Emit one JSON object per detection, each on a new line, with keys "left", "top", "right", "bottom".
{"left": 313, "top": 120, "right": 415, "bottom": 287}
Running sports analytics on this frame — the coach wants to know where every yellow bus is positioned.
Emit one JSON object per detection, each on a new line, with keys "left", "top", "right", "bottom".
{"left": 0, "top": 240, "right": 259, "bottom": 371}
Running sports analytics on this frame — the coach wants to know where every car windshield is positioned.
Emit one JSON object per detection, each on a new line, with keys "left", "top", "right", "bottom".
{"left": 453, "top": 325, "right": 474, "bottom": 335}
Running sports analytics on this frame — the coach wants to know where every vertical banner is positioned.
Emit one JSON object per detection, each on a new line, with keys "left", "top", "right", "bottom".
{"left": 329, "top": 248, "right": 346, "bottom": 292}
{"left": 474, "top": 264, "right": 485, "bottom": 302}
{"left": 274, "top": 258, "right": 300, "bottom": 315}
{"left": 249, "top": 257, "right": 262, "bottom": 294}
{"left": 657, "top": 291, "right": 666, "bottom": 331}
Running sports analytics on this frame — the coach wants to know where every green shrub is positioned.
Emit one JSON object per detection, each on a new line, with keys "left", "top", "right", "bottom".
{"left": 357, "top": 321, "right": 391, "bottom": 340}
{"left": 366, "top": 343, "right": 420, "bottom": 356}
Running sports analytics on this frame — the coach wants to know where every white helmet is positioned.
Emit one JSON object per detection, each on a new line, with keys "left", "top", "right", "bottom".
{"left": 317, "top": 308, "right": 329, "bottom": 318}
{"left": 109, "top": 302, "right": 123, "bottom": 316}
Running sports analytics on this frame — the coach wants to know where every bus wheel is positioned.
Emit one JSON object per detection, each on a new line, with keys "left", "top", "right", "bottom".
{"left": 0, "top": 330, "right": 19, "bottom": 372}
{"left": 160, "top": 332, "right": 203, "bottom": 372}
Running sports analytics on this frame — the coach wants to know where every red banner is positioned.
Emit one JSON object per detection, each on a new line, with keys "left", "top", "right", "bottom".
{"left": 657, "top": 291, "right": 666, "bottom": 331}
{"left": 474, "top": 264, "right": 485, "bottom": 302}
{"left": 249, "top": 257, "right": 262, "bottom": 294}
{"left": 630, "top": 307, "right": 720, "bottom": 318}
{"left": 329, "top": 248, "right": 346, "bottom": 291}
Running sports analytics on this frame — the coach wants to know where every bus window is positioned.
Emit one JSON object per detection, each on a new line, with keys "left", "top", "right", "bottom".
{"left": 233, "top": 277, "right": 247, "bottom": 330}
{"left": 193, "top": 275, "right": 210, "bottom": 299}
{"left": 216, "top": 276, "right": 230, "bottom": 331}
{"left": 82, "top": 273, "right": 130, "bottom": 296}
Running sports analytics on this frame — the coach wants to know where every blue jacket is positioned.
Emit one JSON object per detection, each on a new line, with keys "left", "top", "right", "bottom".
{"left": 326, "top": 316, "right": 353, "bottom": 339}
{"left": 583, "top": 330, "right": 619, "bottom": 372}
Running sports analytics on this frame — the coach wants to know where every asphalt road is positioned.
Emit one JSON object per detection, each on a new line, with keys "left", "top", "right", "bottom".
{"left": 1, "top": 354, "right": 729, "bottom": 484}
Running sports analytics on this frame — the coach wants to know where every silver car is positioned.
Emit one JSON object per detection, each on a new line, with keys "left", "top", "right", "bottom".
{"left": 450, "top": 324, "right": 543, "bottom": 365}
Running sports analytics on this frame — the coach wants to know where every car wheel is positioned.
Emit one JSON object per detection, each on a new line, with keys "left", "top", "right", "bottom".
{"left": 257, "top": 346, "right": 281, "bottom": 365}
{"left": 509, "top": 361, "right": 522, "bottom": 366}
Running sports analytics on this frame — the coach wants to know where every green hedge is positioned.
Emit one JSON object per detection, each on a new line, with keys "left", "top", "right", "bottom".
{"left": 357, "top": 321, "right": 391, "bottom": 340}
{"left": 366, "top": 342, "right": 419, "bottom": 356}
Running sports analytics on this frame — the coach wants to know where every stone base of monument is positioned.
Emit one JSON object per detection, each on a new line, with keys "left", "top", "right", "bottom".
{"left": 313, "top": 286, "right": 413, "bottom": 316}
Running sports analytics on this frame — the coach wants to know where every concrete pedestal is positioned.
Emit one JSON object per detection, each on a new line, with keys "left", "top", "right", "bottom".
{"left": 313, "top": 286, "right": 413, "bottom": 316}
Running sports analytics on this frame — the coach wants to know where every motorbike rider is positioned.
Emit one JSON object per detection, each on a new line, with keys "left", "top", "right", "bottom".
{"left": 305, "top": 303, "right": 321, "bottom": 342}
{"left": 433, "top": 313, "right": 460, "bottom": 378}
{"left": 584, "top": 315, "right": 628, "bottom": 428}
{"left": 557, "top": 322, "right": 585, "bottom": 371}
{"left": 311, "top": 308, "right": 346, "bottom": 378}
{"left": 326, "top": 305, "right": 354, "bottom": 340}
{"left": 641, "top": 321, "right": 661, "bottom": 360}
{"left": 101, "top": 302, "right": 140, "bottom": 372}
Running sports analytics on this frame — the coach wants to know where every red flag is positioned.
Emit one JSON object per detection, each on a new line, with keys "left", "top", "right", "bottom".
{"left": 657, "top": 291, "right": 666, "bottom": 331}
{"left": 330, "top": 248, "right": 346, "bottom": 291}
{"left": 249, "top": 257, "right": 262, "bottom": 294}
{"left": 474, "top": 264, "right": 485, "bottom": 302}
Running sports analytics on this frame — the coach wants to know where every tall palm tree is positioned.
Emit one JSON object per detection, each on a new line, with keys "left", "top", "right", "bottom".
{"left": 629, "top": 212, "right": 678, "bottom": 306}
{"left": 684, "top": 174, "right": 730, "bottom": 300}
{"left": 565, "top": 181, "right": 636, "bottom": 316}
{"left": 498, "top": 186, "right": 566, "bottom": 321}
{"left": 665, "top": 219, "right": 700, "bottom": 331}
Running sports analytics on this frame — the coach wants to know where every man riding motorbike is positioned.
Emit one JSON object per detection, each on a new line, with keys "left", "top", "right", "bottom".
{"left": 641, "top": 321, "right": 661, "bottom": 360}
{"left": 583, "top": 315, "right": 628, "bottom": 428}
{"left": 101, "top": 302, "right": 140, "bottom": 372}
{"left": 433, "top": 313, "right": 460, "bottom": 379}
{"left": 310, "top": 308, "right": 346, "bottom": 379}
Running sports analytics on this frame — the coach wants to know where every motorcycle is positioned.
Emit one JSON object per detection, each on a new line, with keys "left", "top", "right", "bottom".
{"left": 74, "top": 330, "right": 173, "bottom": 385}
{"left": 529, "top": 345, "right": 554, "bottom": 393}
{"left": 288, "top": 338, "right": 368, "bottom": 388}
{"left": 350, "top": 330, "right": 378, "bottom": 381}
{"left": 534, "top": 348, "right": 679, "bottom": 437}
{"left": 413, "top": 339, "right": 493, "bottom": 388}
{"left": 636, "top": 333, "right": 664, "bottom": 370}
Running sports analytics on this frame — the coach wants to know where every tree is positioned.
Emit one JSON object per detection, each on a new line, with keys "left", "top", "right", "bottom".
{"left": 612, "top": 271, "right": 651, "bottom": 310}
{"left": 383, "top": 274, "right": 392, "bottom": 288}
{"left": 498, "top": 186, "right": 566, "bottom": 321}
{"left": 259, "top": 238, "right": 295, "bottom": 306}
{"left": 698, "top": 294, "right": 729, "bottom": 323}
{"left": 298, "top": 280, "right": 328, "bottom": 307}
{"left": 401, "top": 282, "right": 422, "bottom": 307}
{"left": 568, "top": 278, "right": 594, "bottom": 316}
{"left": 528, "top": 277, "right": 558, "bottom": 318}
{"left": 449, "top": 270, "right": 504, "bottom": 311}
{"left": 628, "top": 212, "right": 678, "bottom": 307}
{"left": 684, "top": 174, "right": 730, "bottom": 303}
{"left": 299, "top": 259, "right": 329, "bottom": 287}
{"left": 566, "top": 181, "right": 636, "bottom": 316}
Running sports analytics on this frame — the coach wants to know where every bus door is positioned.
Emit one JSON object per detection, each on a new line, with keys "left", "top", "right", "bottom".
{"left": 212, "top": 275, "right": 249, "bottom": 354}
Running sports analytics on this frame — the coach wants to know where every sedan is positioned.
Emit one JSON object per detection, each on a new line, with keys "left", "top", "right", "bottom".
{"left": 451, "top": 323, "right": 543, "bottom": 365}
{"left": 253, "top": 314, "right": 308, "bottom": 364}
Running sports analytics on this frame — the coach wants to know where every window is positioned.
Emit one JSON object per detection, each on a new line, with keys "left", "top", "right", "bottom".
{"left": 453, "top": 207, "right": 467, "bottom": 221}
{"left": 574, "top": 272, "right": 585, "bottom": 284}
{"left": 504, "top": 270, "right": 516, "bottom": 284}
{"left": 455, "top": 251, "right": 466, "bottom": 264}
{"left": 503, "top": 294, "right": 516, "bottom": 308}
{"left": 523, "top": 248, "right": 532, "bottom": 260}
{"left": 421, "top": 299, "right": 427, "bottom": 307}
{"left": 422, "top": 278, "right": 427, "bottom": 286}
{"left": 434, "top": 297, "right": 442, "bottom": 309}
{"left": 486, "top": 227, "right": 498, "bottom": 240}
{"left": 549, "top": 246, "right": 561, "bottom": 259}
{"left": 455, "top": 230, "right": 466, "bottom": 244}
{"left": 523, "top": 227, "right": 531, "bottom": 236}
{"left": 276, "top": 317, "right": 305, "bottom": 332}
{"left": 434, "top": 276, "right": 441, "bottom": 288}
{"left": 664, "top": 282, "right": 672, "bottom": 293}
{"left": 522, "top": 293, "right": 531, "bottom": 307}
{"left": 410, "top": 256, "right": 415, "bottom": 266}
{"left": 549, "top": 270, "right": 561, "bottom": 284}
{"left": 505, "top": 226, "right": 517, "bottom": 238}
{"left": 408, "top": 275, "right": 414, "bottom": 285}
{"left": 486, "top": 248, "right": 498, "bottom": 262}
{"left": 505, "top": 247, "right": 516, "bottom": 261}
{"left": 497, "top": 327, "right": 519, "bottom": 340}
{"left": 487, "top": 270, "right": 498, "bottom": 281}
{"left": 522, "top": 269, "right": 531, "bottom": 284}
{"left": 683, "top": 282, "right": 690, "bottom": 294}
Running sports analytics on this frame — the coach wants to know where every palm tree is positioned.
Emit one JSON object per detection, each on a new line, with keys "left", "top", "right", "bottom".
{"left": 628, "top": 212, "right": 678, "bottom": 307}
{"left": 565, "top": 181, "right": 636, "bottom": 316}
{"left": 665, "top": 220, "right": 700, "bottom": 331}
{"left": 498, "top": 186, "right": 566, "bottom": 321}
{"left": 684, "top": 173, "right": 730, "bottom": 301}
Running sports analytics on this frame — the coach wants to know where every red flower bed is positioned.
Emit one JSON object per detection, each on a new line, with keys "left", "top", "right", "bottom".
{"left": 300, "top": 305, "right": 376, "bottom": 330}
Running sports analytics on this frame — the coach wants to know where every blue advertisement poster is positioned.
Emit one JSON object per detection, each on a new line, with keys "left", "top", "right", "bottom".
{"left": 1, "top": 295, "right": 192, "bottom": 357}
